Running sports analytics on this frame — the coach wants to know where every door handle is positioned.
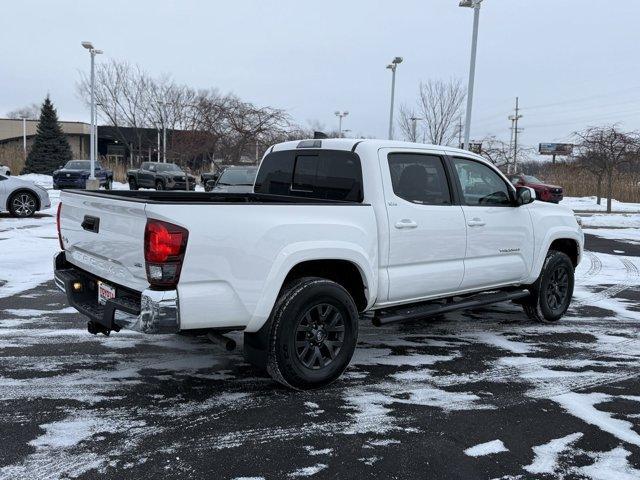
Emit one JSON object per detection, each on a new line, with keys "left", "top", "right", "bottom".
{"left": 395, "top": 219, "right": 418, "bottom": 229}
{"left": 467, "top": 218, "right": 486, "bottom": 227}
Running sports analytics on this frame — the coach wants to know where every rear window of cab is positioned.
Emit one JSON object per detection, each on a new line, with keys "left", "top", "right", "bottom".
{"left": 254, "top": 149, "right": 363, "bottom": 202}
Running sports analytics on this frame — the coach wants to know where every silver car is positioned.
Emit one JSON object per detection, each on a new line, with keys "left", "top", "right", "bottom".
{"left": 0, "top": 174, "right": 51, "bottom": 217}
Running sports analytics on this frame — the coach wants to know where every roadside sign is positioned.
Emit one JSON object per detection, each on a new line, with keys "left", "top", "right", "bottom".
{"left": 538, "top": 143, "right": 573, "bottom": 156}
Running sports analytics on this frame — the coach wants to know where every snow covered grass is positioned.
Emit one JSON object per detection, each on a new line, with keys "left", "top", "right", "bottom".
{"left": 561, "top": 196, "right": 640, "bottom": 212}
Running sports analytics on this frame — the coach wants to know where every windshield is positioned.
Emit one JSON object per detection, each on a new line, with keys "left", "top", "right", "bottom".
{"left": 156, "top": 164, "right": 183, "bottom": 172}
{"left": 217, "top": 168, "right": 258, "bottom": 186}
{"left": 65, "top": 160, "right": 101, "bottom": 170}
{"left": 524, "top": 175, "right": 542, "bottom": 183}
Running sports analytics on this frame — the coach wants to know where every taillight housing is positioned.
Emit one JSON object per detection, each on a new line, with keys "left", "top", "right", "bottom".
{"left": 144, "top": 219, "right": 189, "bottom": 289}
{"left": 56, "top": 203, "right": 64, "bottom": 250}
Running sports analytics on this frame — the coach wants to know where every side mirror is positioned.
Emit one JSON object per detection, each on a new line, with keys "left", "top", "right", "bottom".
{"left": 515, "top": 186, "right": 535, "bottom": 206}
{"left": 213, "top": 173, "right": 220, "bottom": 182}
{"left": 59, "top": 165, "right": 63, "bottom": 169}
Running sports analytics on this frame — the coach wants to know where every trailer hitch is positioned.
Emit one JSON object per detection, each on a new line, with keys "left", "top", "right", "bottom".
{"left": 87, "top": 320, "right": 112, "bottom": 336}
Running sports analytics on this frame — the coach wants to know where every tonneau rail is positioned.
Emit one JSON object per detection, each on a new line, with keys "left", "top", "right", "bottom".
{"left": 61, "top": 189, "right": 370, "bottom": 206}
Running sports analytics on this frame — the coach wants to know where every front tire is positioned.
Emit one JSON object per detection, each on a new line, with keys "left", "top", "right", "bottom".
{"left": 155, "top": 180, "right": 165, "bottom": 191}
{"left": 9, "top": 191, "right": 38, "bottom": 218}
{"left": 522, "top": 250, "right": 574, "bottom": 323}
{"left": 128, "top": 177, "right": 138, "bottom": 190}
{"left": 264, "top": 277, "right": 359, "bottom": 390}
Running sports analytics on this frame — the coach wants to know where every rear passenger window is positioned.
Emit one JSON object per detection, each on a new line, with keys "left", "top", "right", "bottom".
{"left": 255, "top": 150, "right": 363, "bottom": 202}
{"left": 387, "top": 153, "right": 451, "bottom": 205}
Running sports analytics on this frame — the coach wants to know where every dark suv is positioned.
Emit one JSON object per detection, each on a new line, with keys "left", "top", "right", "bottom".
{"left": 509, "top": 173, "right": 563, "bottom": 203}
{"left": 127, "top": 162, "right": 196, "bottom": 191}
{"left": 53, "top": 160, "right": 113, "bottom": 190}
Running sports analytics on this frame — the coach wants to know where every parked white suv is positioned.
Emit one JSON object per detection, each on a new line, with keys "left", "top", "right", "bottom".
{"left": 54, "top": 139, "right": 583, "bottom": 389}
{"left": 0, "top": 174, "right": 51, "bottom": 217}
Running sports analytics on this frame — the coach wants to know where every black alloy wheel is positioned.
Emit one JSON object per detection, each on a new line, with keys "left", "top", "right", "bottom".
{"left": 294, "top": 303, "right": 345, "bottom": 370}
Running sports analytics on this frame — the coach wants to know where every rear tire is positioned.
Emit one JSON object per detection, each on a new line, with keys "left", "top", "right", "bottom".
{"left": 522, "top": 250, "right": 574, "bottom": 323}
{"left": 261, "top": 277, "right": 359, "bottom": 390}
{"left": 128, "top": 177, "right": 138, "bottom": 190}
{"left": 104, "top": 178, "right": 113, "bottom": 190}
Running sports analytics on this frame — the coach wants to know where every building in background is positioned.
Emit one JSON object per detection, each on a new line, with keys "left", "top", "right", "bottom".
{"left": 0, "top": 118, "right": 91, "bottom": 171}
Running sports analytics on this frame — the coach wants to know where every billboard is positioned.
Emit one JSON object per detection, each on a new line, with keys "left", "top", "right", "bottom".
{"left": 539, "top": 143, "right": 573, "bottom": 156}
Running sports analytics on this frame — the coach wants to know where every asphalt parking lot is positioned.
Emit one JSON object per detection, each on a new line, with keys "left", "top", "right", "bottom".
{"left": 0, "top": 233, "right": 639, "bottom": 479}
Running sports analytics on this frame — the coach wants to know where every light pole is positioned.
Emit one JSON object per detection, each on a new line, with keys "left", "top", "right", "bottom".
{"left": 410, "top": 116, "right": 422, "bottom": 142}
{"left": 81, "top": 41, "right": 103, "bottom": 188}
{"left": 386, "top": 56, "right": 403, "bottom": 140}
{"left": 21, "top": 117, "right": 27, "bottom": 160}
{"left": 459, "top": 0, "right": 482, "bottom": 151}
{"left": 334, "top": 111, "right": 349, "bottom": 137}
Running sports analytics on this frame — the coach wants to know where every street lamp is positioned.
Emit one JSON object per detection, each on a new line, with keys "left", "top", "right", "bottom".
{"left": 81, "top": 41, "right": 103, "bottom": 188}
{"left": 386, "top": 56, "right": 403, "bottom": 140}
{"left": 334, "top": 111, "right": 349, "bottom": 137}
{"left": 459, "top": 0, "right": 483, "bottom": 151}
{"left": 409, "top": 116, "right": 422, "bottom": 143}
{"left": 20, "top": 116, "right": 27, "bottom": 161}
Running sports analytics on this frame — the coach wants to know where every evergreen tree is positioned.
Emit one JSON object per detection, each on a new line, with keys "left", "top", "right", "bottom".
{"left": 22, "top": 96, "right": 73, "bottom": 174}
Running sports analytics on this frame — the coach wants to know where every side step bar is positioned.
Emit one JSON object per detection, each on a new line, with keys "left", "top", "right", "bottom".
{"left": 372, "top": 289, "right": 530, "bottom": 327}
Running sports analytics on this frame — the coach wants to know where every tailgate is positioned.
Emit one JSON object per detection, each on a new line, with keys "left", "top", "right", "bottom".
{"left": 59, "top": 191, "right": 149, "bottom": 292}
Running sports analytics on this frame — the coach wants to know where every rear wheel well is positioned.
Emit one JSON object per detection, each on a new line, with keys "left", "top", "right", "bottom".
{"left": 7, "top": 189, "right": 40, "bottom": 211}
{"left": 282, "top": 260, "right": 368, "bottom": 312}
{"left": 549, "top": 238, "right": 579, "bottom": 267}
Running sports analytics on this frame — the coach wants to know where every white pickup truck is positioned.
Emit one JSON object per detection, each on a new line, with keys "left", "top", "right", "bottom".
{"left": 54, "top": 139, "right": 583, "bottom": 389}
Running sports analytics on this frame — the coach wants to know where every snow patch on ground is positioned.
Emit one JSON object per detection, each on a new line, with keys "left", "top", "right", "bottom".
{"left": 523, "top": 432, "right": 583, "bottom": 474}
{"left": 464, "top": 439, "right": 508, "bottom": 457}
{"left": 578, "top": 446, "right": 640, "bottom": 480}
{"left": 553, "top": 392, "right": 640, "bottom": 447}
{"left": 287, "top": 463, "right": 328, "bottom": 477}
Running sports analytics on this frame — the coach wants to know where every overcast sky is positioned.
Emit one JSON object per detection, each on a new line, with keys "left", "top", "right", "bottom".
{"left": 2, "top": 0, "right": 639, "bottom": 151}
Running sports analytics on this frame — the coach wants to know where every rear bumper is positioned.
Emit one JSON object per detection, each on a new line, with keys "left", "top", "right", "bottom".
{"left": 53, "top": 251, "right": 180, "bottom": 334}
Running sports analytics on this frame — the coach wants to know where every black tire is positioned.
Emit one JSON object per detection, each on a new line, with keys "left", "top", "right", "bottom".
{"left": 104, "top": 178, "right": 113, "bottom": 190}
{"left": 9, "top": 191, "right": 38, "bottom": 218}
{"left": 128, "top": 177, "right": 138, "bottom": 190}
{"left": 155, "top": 180, "right": 165, "bottom": 191}
{"left": 264, "top": 277, "right": 359, "bottom": 390}
{"left": 522, "top": 250, "right": 574, "bottom": 323}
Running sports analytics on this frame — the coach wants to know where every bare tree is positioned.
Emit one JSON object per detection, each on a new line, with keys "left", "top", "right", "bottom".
{"left": 416, "top": 79, "right": 466, "bottom": 145}
{"left": 480, "top": 135, "right": 533, "bottom": 172}
{"left": 574, "top": 125, "right": 640, "bottom": 212}
{"left": 6, "top": 104, "right": 40, "bottom": 120}
{"left": 397, "top": 104, "right": 420, "bottom": 142}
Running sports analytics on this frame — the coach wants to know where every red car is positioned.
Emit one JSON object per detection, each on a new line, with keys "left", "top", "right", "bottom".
{"left": 509, "top": 173, "right": 563, "bottom": 203}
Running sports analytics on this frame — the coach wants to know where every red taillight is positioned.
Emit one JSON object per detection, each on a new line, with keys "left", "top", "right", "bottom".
{"left": 56, "top": 203, "right": 64, "bottom": 250}
{"left": 144, "top": 219, "right": 188, "bottom": 288}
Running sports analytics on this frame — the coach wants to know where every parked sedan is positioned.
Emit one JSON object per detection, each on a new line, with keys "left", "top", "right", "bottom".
{"left": 509, "top": 173, "right": 563, "bottom": 203}
{"left": 53, "top": 160, "right": 113, "bottom": 190}
{"left": 205, "top": 166, "right": 258, "bottom": 193}
{"left": 0, "top": 173, "right": 51, "bottom": 217}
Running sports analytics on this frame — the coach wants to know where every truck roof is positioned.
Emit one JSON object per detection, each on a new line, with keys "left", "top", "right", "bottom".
{"left": 270, "top": 138, "right": 487, "bottom": 162}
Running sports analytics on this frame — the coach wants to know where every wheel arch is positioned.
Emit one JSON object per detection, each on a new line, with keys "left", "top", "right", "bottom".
{"left": 245, "top": 249, "right": 376, "bottom": 333}
{"left": 528, "top": 229, "right": 583, "bottom": 283}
